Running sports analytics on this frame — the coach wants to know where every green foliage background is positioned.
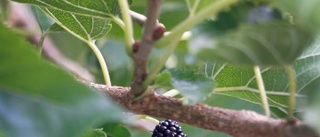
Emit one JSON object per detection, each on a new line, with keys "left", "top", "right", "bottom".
{"left": 1, "top": 0, "right": 320, "bottom": 136}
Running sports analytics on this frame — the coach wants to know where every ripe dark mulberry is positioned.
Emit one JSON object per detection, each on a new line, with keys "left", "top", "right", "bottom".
{"left": 152, "top": 119, "right": 187, "bottom": 137}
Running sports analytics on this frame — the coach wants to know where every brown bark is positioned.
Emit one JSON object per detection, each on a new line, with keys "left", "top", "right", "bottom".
{"left": 86, "top": 81, "right": 319, "bottom": 137}
{"left": 131, "top": 0, "right": 162, "bottom": 96}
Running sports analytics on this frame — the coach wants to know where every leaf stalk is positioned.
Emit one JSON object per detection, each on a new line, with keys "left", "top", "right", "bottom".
{"left": 285, "top": 65, "right": 296, "bottom": 120}
{"left": 254, "top": 66, "right": 270, "bottom": 117}
{"left": 116, "top": 0, "right": 134, "bottom": 55}
{"left": 87, "top": 41, "right": 112, "bottom": 86}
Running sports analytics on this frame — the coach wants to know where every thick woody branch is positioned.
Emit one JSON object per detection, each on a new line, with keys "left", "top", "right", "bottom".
{"left": 131, "top": 0, "right": 162, "bottom": 96}
{"left": 86, "top": 82, "right": 319, "bottom": 137}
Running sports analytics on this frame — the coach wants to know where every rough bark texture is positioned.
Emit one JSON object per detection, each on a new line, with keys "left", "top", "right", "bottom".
{"left": 131, "top": 0, "right": 162, "bottom": 96}
{"left": 87, "top": 82, "right": 319, "bottom": 137}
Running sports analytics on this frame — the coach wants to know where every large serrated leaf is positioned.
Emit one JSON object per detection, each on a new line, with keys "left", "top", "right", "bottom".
{"left": 197, "top": 22, "right": 313, "bottom": 66}
{"left": 202, "top": 37, "right": 320, "bottom": 112}
{"left": 203, "top": 62, "right": 299, "bottom": 109}
{"left": 43, "top": 8, "right": 111, "bottom": 41}
{"left": 11, "top": 0, "right": 122, "bottom": 19}
{"left": 0, "top": 23, "right": 127, "bottom": 137}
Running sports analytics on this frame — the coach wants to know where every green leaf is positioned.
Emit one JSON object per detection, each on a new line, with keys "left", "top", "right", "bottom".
{"left": 270, "top": 107, "right": 287, "bottom": 118}
{"left": 202, "top": 61, "right": 313, "bottom": 111}
{"left": 81, "top": 129, "right": 107, "bottom": 137}
{"left": 101, "top": 123, "right": 131, "bottom": 137}
{"left": 11, "top": 0, "right": 122, "bottom": 19}
{"left": 31, "top": 7, "right": 67, "bottom": 34}
{"left": 202, "top": 36, "right": 320, "bottom": 111}
{"left": 0, "top": 23, "right": 127, "bottom": 137}
{"left": 155, "top": 72, "right": 173, "bottom": 88}
{"left": 202, "top": 62, "right": 296, "bottom": 109}
{"left": 273, "top": 0, "right": 320, "bottom": 32}
{"left": 159, "top": 68, "right": 215, "bottom": 105}
{"left": 43, "top": 8, "right": 112, "bottom": 41}
{"left": 197, "top": 22, "right": 313, "bottom": 66}
{"left": 0, "top": 0, "right": 9, "bottom": 20}
{"left": 48, "top": 23, "right": 66, "bottom": 33}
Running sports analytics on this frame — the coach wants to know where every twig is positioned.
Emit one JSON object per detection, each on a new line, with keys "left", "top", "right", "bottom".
{"left": 86, "top": 41, "right": 111, "bottom": 86}
{"left": 85, "top": 81, "right": 319, "bottom": 137}
{"left": 129, "top": 10, "right": 147, "bottom": 26}
{"left": 131, "top": 0, "right": 162, "bottom": 96}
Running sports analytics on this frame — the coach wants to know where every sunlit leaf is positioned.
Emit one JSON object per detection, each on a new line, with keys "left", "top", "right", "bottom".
{"left": 48, "top": 23, "right": 66, "bottom": 33}
{"left": 43, "top": 8, "right": 111, "bottom": 41}
{"left": 11, "top": 0, "right": 123, "bottom": 19}
{"left": 201, "top": 36, "right": 320, "bottom": 112}
{"left": 0, "top": 23, "right": 127, "bottom": 137}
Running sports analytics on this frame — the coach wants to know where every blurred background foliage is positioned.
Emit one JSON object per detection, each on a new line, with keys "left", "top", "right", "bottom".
{"left": 1, "top": 0, "right": 320, "bottom": 136}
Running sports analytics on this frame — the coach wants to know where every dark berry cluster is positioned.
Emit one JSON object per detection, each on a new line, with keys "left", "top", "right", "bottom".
{"left": 152, "top": 119, "right": 187, "bottom": 137}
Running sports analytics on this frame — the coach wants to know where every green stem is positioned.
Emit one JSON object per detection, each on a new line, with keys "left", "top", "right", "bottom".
{"left": 38, "top": 33, "right": 47, "bottom": 55}
{"left": 186, "top": 0, "right": 192, "bottom": 13}
{"left": 144, "top": 39, "right": 181, "bottom": 86}
{"left": 189, "top": 0, "right": 201, "bottom": 17}
{"left": 156, "top": 0, "right": 238, "bottom": 48}
{"left": 253, "top": 66, "right": 270, "bottom": 117}
{"left": 285, "top": 65, "right": 296, "bottom": 120}
{"left": 87, "top": 41, "right": 112, "bottom": 86}
{"left": 112, "top": 16, "right": 125, "bottom": 30}
{"left": 116, "top": 0, "right": 134, "bottom": 55}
